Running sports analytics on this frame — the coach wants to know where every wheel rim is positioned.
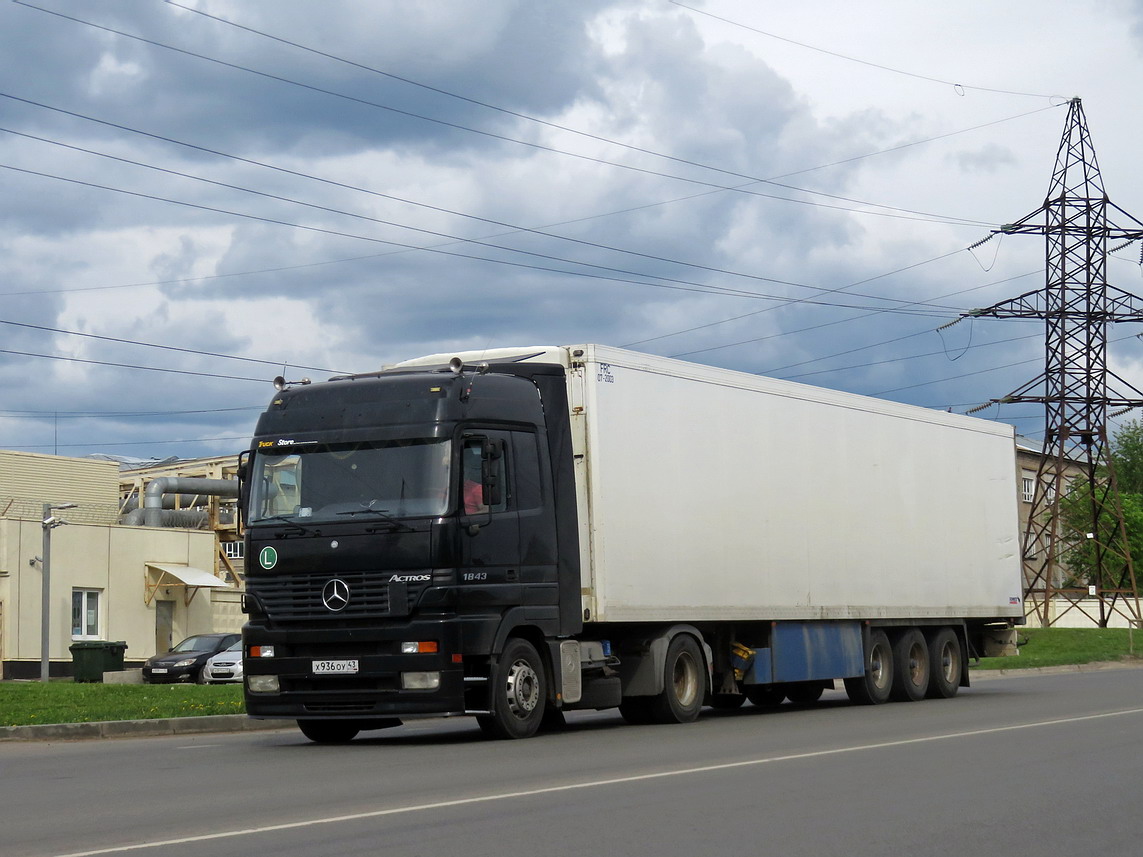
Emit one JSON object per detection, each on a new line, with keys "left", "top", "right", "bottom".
{"left": 672, "top": 651, "right": 700, "bottom": 708}
{"left": 505, "top": 658, "right": 541, "bottom": 719}
{"left": 907, "top": 641, "right": 926, "bottom": 686}
{"left": 939, "top": 639, "right": 959, "bottom": 684}
{"left": 870, "top": 642, "right": 891, "bottom": 691}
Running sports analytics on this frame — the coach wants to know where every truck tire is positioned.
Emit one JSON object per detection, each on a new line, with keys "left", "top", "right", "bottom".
{"left": 745, "top": 685, "right": 786, "bottom": 707}
{"left": 618, "top": 698, "right": 656, "bottom": 725}
{"left": 890, "top": 628, "right": 930, "bottom": 701}
{"left": 479, "top": 638, "right": 547, "bottom": 740}
{"left": 709, "top": 692, "right": 747, "bottom": 710}
{"left": 297, "top": 720, "right": 360, "bottom": 743}
{"left": 650, "top": 634, "right": 705, "bottom": 724}
{"left": 844, "top": 628, "right": 893, "bottom": 705}
{"left": 785, "top": 682, "right": 826, "bottom": 704}
{"left": 925, "top": 627, "right": 962, "bottom": 699}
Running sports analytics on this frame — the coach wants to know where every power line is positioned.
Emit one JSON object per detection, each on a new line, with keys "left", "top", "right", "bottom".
{"left": 0, "top": 347, "right": 267, "bottom": 383}
{"left": 778, "top": 331, "right": 1041, "bottom": 381}
{"left": 11, "top": 2, "right": 998, "bottom": 229}
{"left": 872, "top": 330, "right": 1143, "bottom": 399}
{"left": 0, "top": 122, "right": 979, "bottom": 307}
{"left": 2, "top": 90, "right": 1048, "bottom": 323}
{"left": 0, "top": 435, "right": 250, "bottom": 451}
{"left": 0, "top": 317, "right": 345, "bottom": 374}
{"left": 757, "top": 270, "right": 1042, "bottom": 374}
{"left": 162, "top": 0, "right": 1046, "bottom": 228}
{"left": 0, "top": 162, "right": 969, "bottom": 316}
{"left": 669, "top": 1, "right": 1058, "bottom": 99}
{"left": 0, "top": 406, "right": 262, "bottom": 418}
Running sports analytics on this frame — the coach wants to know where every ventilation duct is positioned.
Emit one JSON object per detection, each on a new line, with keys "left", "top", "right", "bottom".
{"left": 120, "top": 477, "right": 238, "bottom": 528}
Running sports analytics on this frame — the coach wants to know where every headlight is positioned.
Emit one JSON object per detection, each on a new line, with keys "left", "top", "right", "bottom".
{"left": 247, "top": 675, "right": 280, "bottom": 693}
{"left": 401, "top": 671, "right": 441, "bottom": 690}
{"left": 173, "top": 659, "right": 197, "bottom": 668}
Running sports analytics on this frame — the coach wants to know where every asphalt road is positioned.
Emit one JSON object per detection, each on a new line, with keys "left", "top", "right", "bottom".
{"left": 5, "top": 667, "right": 1142, "bottom": 857}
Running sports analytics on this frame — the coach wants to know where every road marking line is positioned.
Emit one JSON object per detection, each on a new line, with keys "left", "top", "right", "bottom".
{"left": 49, "top": 706, "right": 1143, "bottom": 857}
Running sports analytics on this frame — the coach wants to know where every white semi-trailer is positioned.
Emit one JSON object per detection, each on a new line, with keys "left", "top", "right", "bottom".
{"left": 240, "top": 345, "right": 1023, "bottom": 741}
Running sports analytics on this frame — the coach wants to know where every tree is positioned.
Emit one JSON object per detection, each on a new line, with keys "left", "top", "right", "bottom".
{"left": 1111, "top": 419, "right": 1143, "bottom": 494}
{"left": 1058, "top": 420, "right": 1143, "bottom": 606}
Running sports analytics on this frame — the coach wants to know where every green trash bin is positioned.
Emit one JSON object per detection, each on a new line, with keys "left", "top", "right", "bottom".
{"left": 69, "top": 641, "right": 128, "bottom": 683}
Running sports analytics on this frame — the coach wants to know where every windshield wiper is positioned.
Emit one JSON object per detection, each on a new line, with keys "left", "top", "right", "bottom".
{"left": 336, "top": 501, "right": 415, "bottom": 532}
{"left": 255, "top": 514, "right": 320, "bottom": 535}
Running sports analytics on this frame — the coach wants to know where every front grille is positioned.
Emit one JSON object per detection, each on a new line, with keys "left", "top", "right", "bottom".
{"left": 303, "top": 701, "right": 378, "bottom": 714}
{"left": 287, "top": 677, "right": 395, "bottom": 693}
{"left": 246, "top": 571, "right": 430, "bottom": 622}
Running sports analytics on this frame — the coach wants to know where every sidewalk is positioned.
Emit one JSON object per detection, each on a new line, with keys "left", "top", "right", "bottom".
{"left": 0, "top": 714, "right": 294, "bottom": 743}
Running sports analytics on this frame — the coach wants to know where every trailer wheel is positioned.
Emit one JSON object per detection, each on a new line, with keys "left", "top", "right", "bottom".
{"left": 925, "top": 627, "right": 962, "bottom": 699}
{"left": 785, "top": 682, "right": 826, "bottom": 704}
{"left": 890, "top": 628, "right": 930, "bottom": 701}
{"left": 651, "top": 634, "right": 705, "bottom": 724}
{"left": 480, "top": 638, "right": 547, "bottom": 740}
{"left": 745, "top": 685, "right": 786, "bottom": 707}
{"left": 297, "top": 720, "right": 360, "bottom": 744}
{"left": 844, "top": 629, "right": 893, "bottom": 705}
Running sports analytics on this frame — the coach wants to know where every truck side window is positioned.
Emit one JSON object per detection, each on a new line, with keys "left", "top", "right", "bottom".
{"left": 462, "top": 437, "right": 508, "bottom": 514}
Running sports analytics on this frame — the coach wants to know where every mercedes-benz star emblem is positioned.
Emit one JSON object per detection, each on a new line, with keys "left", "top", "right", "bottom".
{"left": 321, "top": 578, "right": 350, "bottom": 612}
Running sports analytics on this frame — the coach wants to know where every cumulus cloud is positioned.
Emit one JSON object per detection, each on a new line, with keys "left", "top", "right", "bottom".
{"left": 1, "top": 0, "right": 1143, "bottom": 458}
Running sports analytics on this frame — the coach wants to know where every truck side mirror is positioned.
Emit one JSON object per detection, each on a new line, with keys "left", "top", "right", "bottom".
{"left": 236, "top": 450, "right": 251, "bottom": 529}
{"left": 482, "top": 438, "right": 505, "bottom": 508}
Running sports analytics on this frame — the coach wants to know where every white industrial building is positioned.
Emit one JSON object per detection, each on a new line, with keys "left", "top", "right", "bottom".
{"left": 0, "top": 450, "right": 242, "bottom": 679}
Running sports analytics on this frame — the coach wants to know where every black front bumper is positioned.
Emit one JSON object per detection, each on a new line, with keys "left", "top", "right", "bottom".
{"left": 243, "top": 615, "right": 496, "bottom": 720}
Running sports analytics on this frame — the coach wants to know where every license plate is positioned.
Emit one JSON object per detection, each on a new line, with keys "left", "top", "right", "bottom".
{"left": 151, "top": 668, "right": 168, "bottom": 674}
{"left": 312, "top": 659, "right": 359, "bottom": 674}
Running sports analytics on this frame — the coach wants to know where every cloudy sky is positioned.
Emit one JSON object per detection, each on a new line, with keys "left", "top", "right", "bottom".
{"left": 3, "top": 0, "right": 1143, "bottom": 461}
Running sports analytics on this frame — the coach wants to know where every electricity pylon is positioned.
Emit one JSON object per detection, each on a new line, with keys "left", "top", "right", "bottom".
{"left": 964, "top": 98, "right": 1143, "bottom": 627}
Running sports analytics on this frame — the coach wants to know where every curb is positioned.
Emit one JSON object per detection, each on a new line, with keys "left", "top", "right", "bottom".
{"left": 0, "top": 714, "right": 294, "bottom": 743}
{"left": 969, "top": 660, "right": 1143, "bottom": 679}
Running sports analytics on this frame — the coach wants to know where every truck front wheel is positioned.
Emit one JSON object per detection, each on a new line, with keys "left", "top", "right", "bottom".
{"left": 478, "top": 638, "right": 547, "bottom": 740}
{"left": 651, "top": 634, "right": 705, "bottom": 724}
{"left": 297, "top": 720, "right": 360, "bottom": 743}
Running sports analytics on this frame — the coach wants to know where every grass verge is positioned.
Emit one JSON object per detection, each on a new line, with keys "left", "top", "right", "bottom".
{"left": 972, "top": 627, "right": 1143, "bottom": 670}
{"left": 0, "top": 682, "right": 244, "bottom": 728}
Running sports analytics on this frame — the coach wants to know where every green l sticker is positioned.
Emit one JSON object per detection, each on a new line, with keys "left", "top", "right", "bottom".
{"left": 259, "top": 546, "right": 278, "bottom": 569}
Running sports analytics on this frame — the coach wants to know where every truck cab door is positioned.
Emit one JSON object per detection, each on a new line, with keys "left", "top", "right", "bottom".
{"left": 460, "top": 431, "right": 521, "bottom": 583}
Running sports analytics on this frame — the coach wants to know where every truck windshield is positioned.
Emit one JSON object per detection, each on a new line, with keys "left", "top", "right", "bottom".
{"left": 248, "top": 438, "right": 451, "bottom": 523}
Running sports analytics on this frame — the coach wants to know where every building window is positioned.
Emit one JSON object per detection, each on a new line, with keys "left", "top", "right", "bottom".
{"left": 1021, "top": 472, "right": 1035, "bottom": 503}
{"left": 72, "top": 589, "right": 102, "bottom": 639}
{"left": 222, "top": 540, "right": 245, "bottom": 560}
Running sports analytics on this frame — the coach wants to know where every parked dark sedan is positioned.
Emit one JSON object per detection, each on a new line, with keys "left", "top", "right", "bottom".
{"left": 142, "top": 633, "right": 241, "bottom": 684}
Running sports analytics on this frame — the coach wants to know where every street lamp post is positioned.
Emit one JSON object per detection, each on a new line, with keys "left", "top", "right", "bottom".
{"left": 40, "top": 502, "right": 76, "bottom": 682}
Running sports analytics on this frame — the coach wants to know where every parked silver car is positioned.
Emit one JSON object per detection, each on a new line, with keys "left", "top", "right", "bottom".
{"left": 201, "top": 639, "right": 244, "bottom": 684}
